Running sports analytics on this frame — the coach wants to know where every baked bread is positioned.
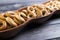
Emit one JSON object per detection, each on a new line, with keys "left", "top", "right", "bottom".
{"left": 0, "top": 0, "right": 60, "bottom": 31}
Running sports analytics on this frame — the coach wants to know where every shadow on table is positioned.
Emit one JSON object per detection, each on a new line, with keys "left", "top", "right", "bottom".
{"left": 47, "top": 37, "right": 60, "bottom": 40}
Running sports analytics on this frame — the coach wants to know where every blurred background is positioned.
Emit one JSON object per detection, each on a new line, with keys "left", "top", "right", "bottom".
{"left": 0, "top": 0, "right": 46, "bottom": 3}
{"left": 0, "top": 0, "right": 48, "bottom": 12}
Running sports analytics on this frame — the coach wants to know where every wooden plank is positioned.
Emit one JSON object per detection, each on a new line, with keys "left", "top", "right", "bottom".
{"left": 11, "top": 23, "right": 60, "bottom": 40}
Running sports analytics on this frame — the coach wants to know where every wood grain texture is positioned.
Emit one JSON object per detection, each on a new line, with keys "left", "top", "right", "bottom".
{"left": 10, "top": 18, "right": 60, "bottom": 40}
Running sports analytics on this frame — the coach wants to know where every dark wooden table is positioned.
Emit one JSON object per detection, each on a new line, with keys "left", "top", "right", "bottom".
{"left": 0, "top": 0, "right": 60, "bottom": 40}
{"left": 10, "top": 15, "right": 60, "bottom": 40}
